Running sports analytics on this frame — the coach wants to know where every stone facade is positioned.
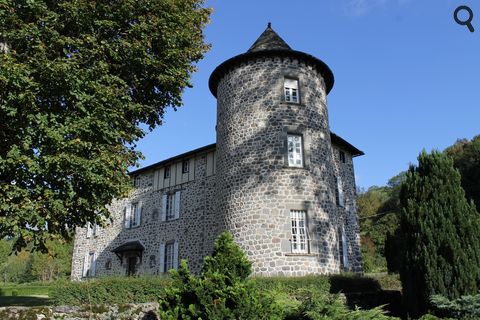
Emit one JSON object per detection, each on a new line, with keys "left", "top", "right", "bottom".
{"left": 71, "top": 25, "right": 364, "bottom": 280}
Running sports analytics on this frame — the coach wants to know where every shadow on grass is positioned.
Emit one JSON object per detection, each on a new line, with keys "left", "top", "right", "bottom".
{"left": 0, "top": 296, "right": 51, "bottom": 307}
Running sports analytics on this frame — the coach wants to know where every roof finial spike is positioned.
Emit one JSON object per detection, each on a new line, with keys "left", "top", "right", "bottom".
{"left": 267, "top": 22, "right": 271, "bottom": 28}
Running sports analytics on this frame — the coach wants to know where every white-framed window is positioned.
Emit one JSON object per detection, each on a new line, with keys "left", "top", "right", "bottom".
{"left": 287, "top": 134, "right": 303, "bottom": 167}
{"left": 159, "top": 241, "right": 179, "bottom": 273}
{"left": 335, "top": 176, "right": 345, "bottom": 207}
{"left": 284, "top": 78, "right": 299, "bottom": 103}
{"left": 290, "top": 210, "right": 308, "bottom": 253}
{"left": 86, "top": 222, "right": 100, "bottom": 238}
{"left": 161, "top": 191, "right": 181, "bottom": 221}
{"left": 182, "top": 160, "right": 189, "bottom": 173}
{"left": 338, "top": 226, "right": 349, "bottom": 270}
{"left": 124, "top": 201, "right": 142, "bottom": 229}
{"left": 82, "top": 251, "right": 96, "bottom": 278}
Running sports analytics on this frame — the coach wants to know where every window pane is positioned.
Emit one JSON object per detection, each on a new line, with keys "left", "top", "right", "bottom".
{"left": 290, "top": 210, "right": 308, "bottom": 253}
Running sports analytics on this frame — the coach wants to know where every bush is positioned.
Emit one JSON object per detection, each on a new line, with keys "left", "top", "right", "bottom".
{"left": 329, "top": 274, "right": 381, "bottom": 293}
{"left": 158, "top": 232, "right": 282, "bottom": 320}
{"left": 430, "top": 294, "right": 480, "bottom": 319}
{"left": 50, "top": 276, "right": 170, "bottom": 305}
{"left": 252, "top": 275, "right": 330, "bottom": 296}
{"left": 293, "top": 289, "right": 398, "bottom": 320}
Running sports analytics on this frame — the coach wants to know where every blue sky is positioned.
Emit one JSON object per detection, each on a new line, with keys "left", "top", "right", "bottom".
{"left": 134, "top": 0, "right": 480, "bottom": 189}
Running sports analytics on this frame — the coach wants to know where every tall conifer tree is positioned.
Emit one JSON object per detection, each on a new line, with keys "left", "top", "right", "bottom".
{"left": 398, "top": 150, "right": 480, "bottom": 317}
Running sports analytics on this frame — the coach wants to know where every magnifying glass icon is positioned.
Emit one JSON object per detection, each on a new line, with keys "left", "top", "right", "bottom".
{"left": 454, "top": 5, "right": 475, "bottom": 32}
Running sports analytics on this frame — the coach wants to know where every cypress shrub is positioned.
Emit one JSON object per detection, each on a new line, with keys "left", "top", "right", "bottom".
{"left": 398, "top": 150, "right": 480, "bottom": 317}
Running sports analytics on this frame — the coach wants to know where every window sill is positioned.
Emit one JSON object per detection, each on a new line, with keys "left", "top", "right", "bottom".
{"left": 280, "top": 102, "right": 305, "bottom": 107}
{"left": 282, "top": 165, "right": 309, "bottom": 171}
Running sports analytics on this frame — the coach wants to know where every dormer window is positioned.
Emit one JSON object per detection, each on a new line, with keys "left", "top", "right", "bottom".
{"left": 133, "top": 175, "right": 141, "bottom": 188}
{"left": 164, "top": 166, "right": 170, "bottom": 179}
{"left": 182, "top": 160, "right": 189, "bottom": 173}
{"left": 284, "top": 78, "right": 299, "bottom": 103}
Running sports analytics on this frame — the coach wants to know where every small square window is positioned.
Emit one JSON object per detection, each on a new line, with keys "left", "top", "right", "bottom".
{"left": 164, "top": 166, "right": 170, "bottom": 179}
{"left": 339, "top": 151, "right": 346, "bottom": 163}
{"left": 133, "top": 175, "right": 141, "bottom": 187}
{"left": 287, "top": 134, "right": 303, "bottom": 167}
{"left": 284, "top": 78, "right": 299, "bottom": 103}
{"left": 182, "top": 160, "right": 189, "bottom": 173}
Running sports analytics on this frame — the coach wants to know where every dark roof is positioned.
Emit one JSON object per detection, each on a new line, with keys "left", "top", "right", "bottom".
{"left": 209, "top": 24, "right": 334, "bottom": 97}
{"left": 111, "top": 241, "right": 145, "bottom": 253}
{"left": 129, "top": 143, "right": 216, "bottom": 175}
{"left": 330, "top": 132, "right": 364, "bottom": 157}
{"left": 247, "top": 23, "right": 292, "bottom": 52}
{"left": 129, "top": 133, "right": 363, "bottom": 175}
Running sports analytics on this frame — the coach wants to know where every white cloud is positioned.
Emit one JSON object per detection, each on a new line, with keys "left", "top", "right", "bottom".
{"left": 344, "top": 0, "right": 410, "bottom": 16}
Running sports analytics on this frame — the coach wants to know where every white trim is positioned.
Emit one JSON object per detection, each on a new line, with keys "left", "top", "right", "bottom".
{"left": 337, "top": 176, "right": 345, "bottom": 207}
{"left": 287, "top": 134, "right": 303, "bottom": 167}
{"left": 86, "top": 223, "right": 92, "bottom": 238}
{"left": 342, "top": 226, "right": 349, "bottom": 269}
{"left": 82, "top": 255, "right": 88, "bottom": 277}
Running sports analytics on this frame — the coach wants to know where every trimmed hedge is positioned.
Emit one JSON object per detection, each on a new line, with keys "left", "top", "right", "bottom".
{"left": 50, "top": 276, "right": 171, "bottom": 305}
{"left": 252, "top": 275, "right": 330, "bottom": 296}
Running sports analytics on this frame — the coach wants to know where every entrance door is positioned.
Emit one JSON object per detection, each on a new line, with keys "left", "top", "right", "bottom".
{"left": 126, "top": 257, "right": 137, "bottom": 276}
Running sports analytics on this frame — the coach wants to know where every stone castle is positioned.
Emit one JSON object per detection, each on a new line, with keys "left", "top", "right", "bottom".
{"left": 71, "top": 25, "right": 364, "bottom": 280}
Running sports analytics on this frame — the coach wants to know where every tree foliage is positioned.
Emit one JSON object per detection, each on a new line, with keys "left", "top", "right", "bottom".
{"left": 357, "top": 174, "right": 405, "bottom": 272}
{"left": 0, "top": 237, "right": 72, "bottom": 283}
{"left": 445, "top": 135, "right": 480, "bottom": 212}
{"left": 397, "top": 150, "right": 480, "bottom": 318}
{"left": 159, "top": 232, "right": 279, "bottom": 320}
{"left": 0, "top": 0, "right": 210, "bottom": 251}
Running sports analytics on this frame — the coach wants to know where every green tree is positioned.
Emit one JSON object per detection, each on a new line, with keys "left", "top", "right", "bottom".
{"left": 398, "top": 150, "right": 480, "bottom": 317}
{"left": 0, "top": 0, "right": 210, "bottom": 251}
{"left": 159, "top": 232, "right": 279, "bottom": 320}
{"left": 445, "top": 135, "right": 480, "bottom": 212}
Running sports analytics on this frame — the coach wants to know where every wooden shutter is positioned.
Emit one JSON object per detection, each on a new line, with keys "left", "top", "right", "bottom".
{"left": 134, "top": 201, "right": 142, "bottom": 227}
{"left": 174, "top": 191, "right": 181, "bottom": 219}
{"left": 153, "top": 170, "right": 159, "bottom": 190}
{"left": 159, "top": 243, "right": 165, "bottom": 273}
{"left": 173, "top": 241, "right": 179, "bottom": 270}
{"left": 161, "top": 195, "right": 167, "bottom": 222}
{"left": 82, "top": 255, "right": 88, "bottom": 277}
{"left": 86, "top": 223, "right": 92, "bottom": 238}
{"left": 342, "top": 226, "right": 349, "bottom": 269}
{"left": 337, "top": 177, "right": 345, "bottom": 207}
{"left": 91, "top": 253, "right": 97, "bottom": 277}
{"left": 124, "top": 204, "right": 132, "bottom": 228}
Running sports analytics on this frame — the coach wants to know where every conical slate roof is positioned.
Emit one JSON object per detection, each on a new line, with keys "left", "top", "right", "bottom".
{"left": 247, "top": 23, "right": 292, "bottom": 52}
{"left": 209, "top": 24, "right": 334, "bottom": 97}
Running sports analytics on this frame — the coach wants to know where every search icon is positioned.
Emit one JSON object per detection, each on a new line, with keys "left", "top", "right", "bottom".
{"left": 454, "top": 5, "right": 475, "bottom": 32}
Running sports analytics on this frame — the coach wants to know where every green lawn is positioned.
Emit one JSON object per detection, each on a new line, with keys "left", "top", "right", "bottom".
{"left": 0, "top": 283, "right": 53, "bottom": 307}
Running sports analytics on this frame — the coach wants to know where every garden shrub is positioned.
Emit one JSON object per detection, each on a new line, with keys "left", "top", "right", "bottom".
{"left": 430, "top": 294, "right": 480, "bottom": 319}
{"left": 158, "top": 232, "right": 282, "bottom": 320}
{"left": 50, "top": 276, "right": 170, "bottom": 305}
{"left": 329, "top": 273, "right": 382, "bottom": 293}
{"left": 293, "top": 288, "right": 398, "bottom": 320}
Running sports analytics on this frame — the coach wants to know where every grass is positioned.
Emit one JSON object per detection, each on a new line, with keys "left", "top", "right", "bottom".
{"left": 0, "top": 282, "right": 54, "bottom": 307}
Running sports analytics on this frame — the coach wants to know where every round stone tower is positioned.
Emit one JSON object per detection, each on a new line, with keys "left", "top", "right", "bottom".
{"left": 209, "top": 24, "right": 362, "bottom": 275}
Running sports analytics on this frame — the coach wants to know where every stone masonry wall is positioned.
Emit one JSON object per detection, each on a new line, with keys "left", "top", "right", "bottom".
{"left": 214, "top": 56, "right": 362, "bottom": 276}
{"left": 71, "top": 151, "right": 217, "bottom": 280}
